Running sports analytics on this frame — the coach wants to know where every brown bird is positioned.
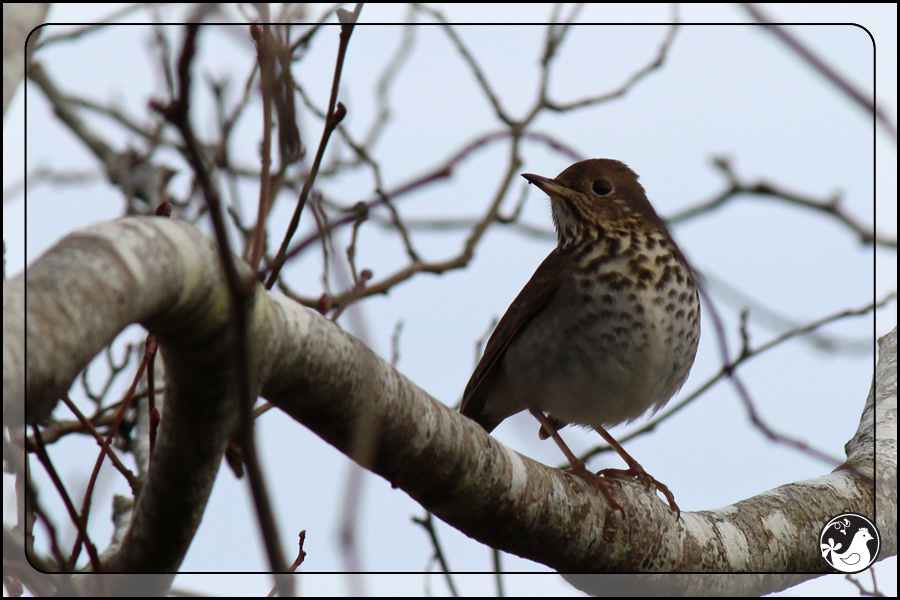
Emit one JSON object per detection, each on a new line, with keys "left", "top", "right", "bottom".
{"left": 460, "top": 159, "right": 700, "bottom": 516}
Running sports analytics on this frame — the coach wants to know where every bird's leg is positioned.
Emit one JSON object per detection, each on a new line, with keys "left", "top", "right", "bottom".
{"left": 592, "top": 424, "right": 680, "bottom": 518}
{"left": 537, "top": 414, "right": 566, "bottom": 440}
{"left": 528, "top": 408, "right": 624, "bottom": 516}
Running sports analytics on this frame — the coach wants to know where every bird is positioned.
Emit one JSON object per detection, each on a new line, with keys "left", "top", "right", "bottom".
{"left": 460, "top": 159, "right": 700, "bottom": 516}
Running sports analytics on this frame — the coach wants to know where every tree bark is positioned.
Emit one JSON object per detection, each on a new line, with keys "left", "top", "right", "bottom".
{"left": 4, "top": 217, "right": 895, "bottom": 593}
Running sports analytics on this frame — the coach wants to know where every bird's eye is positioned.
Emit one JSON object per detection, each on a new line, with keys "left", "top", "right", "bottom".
{"left": 592, "top": 179, "right": 612, "bottom": 196}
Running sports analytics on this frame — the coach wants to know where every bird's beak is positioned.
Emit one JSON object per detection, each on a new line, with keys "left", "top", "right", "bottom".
{"left": 522, "top": 173, "right": 569, "bottom": 197}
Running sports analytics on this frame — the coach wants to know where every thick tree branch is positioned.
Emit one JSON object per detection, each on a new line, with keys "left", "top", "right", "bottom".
{"left": 5, "top": 218, "right": 894, "bottom": 590}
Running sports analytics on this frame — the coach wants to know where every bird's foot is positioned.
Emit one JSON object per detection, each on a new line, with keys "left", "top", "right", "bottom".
{"left": 598, "top": 465, "right": 680, "bottom": 519}
{"left": 565, "top": 461, "right": 625, "bottom": 517}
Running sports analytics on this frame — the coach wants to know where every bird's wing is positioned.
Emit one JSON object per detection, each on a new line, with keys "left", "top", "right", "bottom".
{"left": 459, "top": 249, "right": 562, "bottom": 431}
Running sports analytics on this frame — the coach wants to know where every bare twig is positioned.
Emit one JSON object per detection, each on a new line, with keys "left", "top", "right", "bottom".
{"left": 30, "top": 425, "right": 104, "bottom": 574}
{"left": 247, "top": 22, "right": 276, "bottom": 270}
{"left": 412, "top": 512, "right": 458, "bottom": 597}
{"left": 742, "top": 4, "right": 896, "bottom": 142}
{"left": 668, "top": 157, "right": 894, "bottom": 248}
{"left": 543, "top": 21, "right": 679, "bottom": 113}
{"left": 265, "top": 5, "right": 361, "bottom": 289}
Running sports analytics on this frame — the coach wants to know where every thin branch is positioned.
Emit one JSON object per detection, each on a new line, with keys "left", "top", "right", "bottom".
{"left": 415, "top": 5, "right": 513, "bottom": 126}
{"left": 412, "top": 512, "right": 458, "bottom": 596}
{"left": 265, "top": 5, "right": 360, "bottom": 289}
{"left": 35, "top": 4, "right": 146, "bottom": 50}
{"left": 742, "top": 4, "right": 896, "bottom": 142}
{"left": 292, "top": 139, "right": 526, "bottom": 310}
{"left": 57, "top": 396, "right": 142, "bottom": 493}
{"left": 30, "top": 425, "right": 104, "bottom": 574}
{"left": 544, "top": 22, "right": 679, "bottom": 112}
{"left": 68, "top": 329, "right": 154, "bottom": 568}
{"left": 247, "top": 22, "right": 276, "bottom": 271}
{"left": 668, "top": 157, "right": 894, "bottom": 248}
